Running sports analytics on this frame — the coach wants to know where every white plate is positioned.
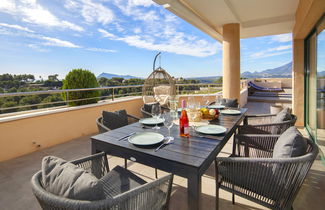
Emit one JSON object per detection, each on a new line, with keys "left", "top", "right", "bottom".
{"left": 207, "top": 105, "right": 225, "bottom": 109}
{"left": 139, "top": 117, "right": 165, "bottom": 125}
{"left": 195, "top": 125, "right": 227, "bottom": 135}
{"left": 220, "top": 110, "right": 241, "bottom": 115}
{"left": 128, "top": 132, "right": 165, "bottom": 146}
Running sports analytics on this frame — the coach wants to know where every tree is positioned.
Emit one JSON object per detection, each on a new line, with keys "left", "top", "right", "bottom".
{"left": 48, "top": 74, "right": 59, "bottom": 81}
{"left": 215, "top": 76, "right": 223, "bottom": 84}
{"left": 62, "top": 69, "right": 100, "bottom": 106}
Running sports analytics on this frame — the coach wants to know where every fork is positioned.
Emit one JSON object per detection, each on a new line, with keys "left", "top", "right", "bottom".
{"left": 155, "top": 138, "right": 173, "bottom": 152}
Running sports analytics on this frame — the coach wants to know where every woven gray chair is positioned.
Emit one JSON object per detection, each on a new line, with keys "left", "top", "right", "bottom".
{"left": 96, "top": 113, "right": 139, "bottom": 134}
{"left": 215, "top": 134, "right": 318, "bottom": 210}
{"left": 238, "top": 113, "right": 297, "bottom": 135}
{"left": 209, "top": 98, "right": 239, "bottom": 108}
{"left": 96, "top": 110, "right": 139, "bottom": 169}
{"left": 141, "top": 102, "right": 170, "bottom": 118}
{"left": 31, "top": 152, "right": 173, "bottom": 210}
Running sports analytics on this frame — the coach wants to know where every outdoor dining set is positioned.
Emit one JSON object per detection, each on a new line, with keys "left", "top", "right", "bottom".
{"left": 30, "top": 68, "right": 318, "bottom": 210}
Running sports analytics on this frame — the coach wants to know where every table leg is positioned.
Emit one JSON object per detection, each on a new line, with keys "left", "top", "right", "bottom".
{"left": 91, "top": 141, "right": 99, "bottom": 155}
{"left": 188, "top": 173, "right": 202, "bottom": 210}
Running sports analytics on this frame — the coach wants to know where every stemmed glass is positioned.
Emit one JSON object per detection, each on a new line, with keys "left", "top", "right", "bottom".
{"left": 202, "top": 95, "right": 210, "bottom": 107}
{"left": 151, "top": 103, "right": 161, "bottom": 130}
{"left": 162, "top": 112, "right": 175, "bottom": 141}
{"left": 216, "top": 95, "right": 222, "bottom": 106}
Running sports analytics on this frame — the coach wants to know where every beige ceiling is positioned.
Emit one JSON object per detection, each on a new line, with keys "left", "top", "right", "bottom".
{"left": 153, "top": 0, "right": 299, "bottom": 41}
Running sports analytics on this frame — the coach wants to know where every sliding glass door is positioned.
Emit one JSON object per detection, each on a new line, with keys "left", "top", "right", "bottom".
{"left": 305, "top": 15, "right": 325, "bottom": 164}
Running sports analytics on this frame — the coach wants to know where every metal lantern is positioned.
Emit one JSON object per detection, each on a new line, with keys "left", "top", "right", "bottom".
{"left": 142, "top": 52, "right": 176, "bottom": 107}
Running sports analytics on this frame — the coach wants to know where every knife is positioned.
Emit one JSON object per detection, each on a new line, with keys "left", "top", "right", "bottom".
{"left": 117, "top": 132, "right": 136, "bottom": 141}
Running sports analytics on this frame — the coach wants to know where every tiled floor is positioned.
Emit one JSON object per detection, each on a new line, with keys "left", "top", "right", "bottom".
{"left": 0, "top": 102, "right": 324, "bottom": 210}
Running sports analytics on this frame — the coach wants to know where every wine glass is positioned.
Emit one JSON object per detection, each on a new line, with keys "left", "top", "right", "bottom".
{"left": 151, "top": 103, "right": 161, "bottom": 130}
{"left": 202, "top": 95, "right": 210, "bottom": 107}
{"left": 163, "top": 112, "right": 175, "bottom": 141}
{"left": 215, "top": 95, "right": 222, "bottom": 106}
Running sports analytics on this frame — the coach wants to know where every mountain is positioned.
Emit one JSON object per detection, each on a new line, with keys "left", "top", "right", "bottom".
{"left": 241, "top": 62, "right": 292, "bottom": 78}
{"left": 186, "top": 76, "right": 221, "bottom": 83}
{"left": 97, "top": 72, "right": 138, "bottom": 79}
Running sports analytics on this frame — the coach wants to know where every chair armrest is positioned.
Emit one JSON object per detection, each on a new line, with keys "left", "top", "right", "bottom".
{"left": 71, "top": 152, "right": 109, "bottom": 179}
{"left": 141, "top": 107, "right": 153, "bottom": 118}
{"left": 96, "top": 117, "right": 111, "bottom": 133}
{"left": 109, "top": 174, "right": 174, "bottom": 209}
{"left": 127, "top": 114, "right": 140, "bottom": 124}
{"left": 234, "top": 134, "right": 280, "bottom": 157}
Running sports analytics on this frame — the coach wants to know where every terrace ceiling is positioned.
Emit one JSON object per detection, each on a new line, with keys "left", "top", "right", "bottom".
{"left": 153, "top": 0, "right": 299, "bottom": 41}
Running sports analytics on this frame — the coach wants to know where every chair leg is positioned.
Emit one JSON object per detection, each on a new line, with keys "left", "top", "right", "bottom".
{"left": 124, "top": 159, "right": 127, "bottom": 169}
{"left": 232, "top": 184, "right": 235, "bottom": 204}
{"left": 155, "top": 168, "right": 158, "bottom": 179}
{"left": 215, "top": 160, "right": 219, "bottom": 210}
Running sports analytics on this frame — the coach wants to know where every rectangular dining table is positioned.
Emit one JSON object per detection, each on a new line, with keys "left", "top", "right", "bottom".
{"left": 91, "top": 108, "right": 247, "bottom": 210}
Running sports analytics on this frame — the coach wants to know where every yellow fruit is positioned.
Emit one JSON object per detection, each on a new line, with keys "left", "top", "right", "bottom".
{"left": 200, "top": 108, "right": 209, "bottom": 115}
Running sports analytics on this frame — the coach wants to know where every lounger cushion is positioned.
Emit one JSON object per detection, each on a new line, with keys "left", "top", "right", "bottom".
{"left": 102, "top": 110, "right": 128, "bottom": 130}
{"left": 273, "top": 126, "right": 307, "bottom": 158}
{"left": 100, "top": 166, "right": 147, "bottom": 198}
{"left": 42, "top": 156, "right": 104, "bottom": 201}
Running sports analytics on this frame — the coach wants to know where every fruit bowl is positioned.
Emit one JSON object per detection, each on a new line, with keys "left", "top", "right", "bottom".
{"left": 200, "top": 108, "right": 219, "bottom": 120}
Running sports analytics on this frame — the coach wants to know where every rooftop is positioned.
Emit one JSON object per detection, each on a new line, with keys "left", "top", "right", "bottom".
{"left": 0, "top": 101, "right": 324, "bottom": 210}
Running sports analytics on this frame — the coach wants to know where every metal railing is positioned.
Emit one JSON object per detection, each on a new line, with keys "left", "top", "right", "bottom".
{"left": 0, "top": 83, "right": 223, "bottom": 114}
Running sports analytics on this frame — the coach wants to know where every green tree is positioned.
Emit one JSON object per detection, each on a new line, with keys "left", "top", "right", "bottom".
{"left": 215, "top": 76, "right": 223, "bottom": 84}
{"left": 62, "top": 69, "right": 100, "bottom": 106}
{"left": 19, "top": 95, "right": 42, "bottom": 110}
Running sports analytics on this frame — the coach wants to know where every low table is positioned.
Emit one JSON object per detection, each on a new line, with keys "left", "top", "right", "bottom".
{"left": 91, "top": 108, "right": 247, "bottom": 210}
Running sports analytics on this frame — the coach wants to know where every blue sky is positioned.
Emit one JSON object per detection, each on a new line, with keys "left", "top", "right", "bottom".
{"left": 0, "top": 0, "right": 293, "bottom": 79}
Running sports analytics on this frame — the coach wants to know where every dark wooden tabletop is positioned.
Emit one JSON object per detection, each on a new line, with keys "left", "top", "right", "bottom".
{"left": 91, "top": 108, "right": 248, "bottom": 175}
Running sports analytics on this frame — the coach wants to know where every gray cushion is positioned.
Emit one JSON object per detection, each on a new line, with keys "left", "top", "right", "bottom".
{"left": 273, "top": 126, "right": 307, "bottom": 158}
{"left": 102, "top": 110, "right": 128, "bottom": 130}
{"left": 143, "top": 102, "right": 159, "bottom": 113}
{"left": 42, "top": 156, "right": 104, "bottom": 201}
{"left": 271, "top": 107, "right": 292, "bottom": 134}
{"left": 221, "top": 98, "right": 238, "bottom": 108}
{"left": 273, "top": 107, "right": 292, "bottom": 123}
{"left": 100, "top": 166, "right": 147, "bottom": 198}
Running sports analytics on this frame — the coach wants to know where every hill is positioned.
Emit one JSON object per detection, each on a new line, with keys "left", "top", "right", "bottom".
{"left": 185, "top": 76, "right": 221, "bottom": 83}
{"left": 241, "top": 62, "right": 292, "bottom": 78}
{"left": 97, "top": 72, "right": 138, "bottom": 79}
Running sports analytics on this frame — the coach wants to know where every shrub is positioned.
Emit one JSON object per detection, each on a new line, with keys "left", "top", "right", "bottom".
{"left": 62, "top": 69, "right": 99, "bottom": 106}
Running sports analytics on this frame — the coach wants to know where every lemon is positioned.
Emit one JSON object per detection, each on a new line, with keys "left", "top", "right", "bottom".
{"left": 200, "top": 108, "right": 209, "bottom": 115}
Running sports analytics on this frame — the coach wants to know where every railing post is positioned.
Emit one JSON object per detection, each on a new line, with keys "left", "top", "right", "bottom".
{"left": 208, "top": 84, "right": 210, "bottom": 94}
{"left": 112, "top": 88, "right": 114, "bottom": 101}
{"left": 66, "top": 91, "right": 69, "bottom": 106}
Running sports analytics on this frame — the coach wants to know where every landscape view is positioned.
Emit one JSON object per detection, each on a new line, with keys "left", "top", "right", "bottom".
{"left": 0, "top": 0, "right": 300, "bottom": 114}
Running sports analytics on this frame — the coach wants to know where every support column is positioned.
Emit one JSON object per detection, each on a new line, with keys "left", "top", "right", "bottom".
{"left": 292, "top": 39, "right": 305, "bottom": 126}
{"left": 222, "top": 23, "right": 240, "bottom": 102}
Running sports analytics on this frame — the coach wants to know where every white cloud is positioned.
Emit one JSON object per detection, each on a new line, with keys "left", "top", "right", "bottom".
{"left": 0, "top": 0, "right": 84, "bottom": 32}
{"left": 98, "top": 28, "right": 116, "bottom": 38}
{"left": 271, "top": 33, "right": 292, "bottom": 43}
{"left": 86, "top": 48, "right": 117, "bottom": 53}
{"left": 41, "top": 36, "right": 81, "bottom": 48}
{"left": 250, "top": 45, "right": 292, "bottom": 59}
{"left": 64, "top": 0, "right": 114, "bottom": 25}
{"left": 99, "top": 31, "right": 219, "bottom": 57}
{"left": 0, "top": 0, "right": 16, "bottom": 13}
{"left": 0, "top": 23, "right": 34, "bottom": 32}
